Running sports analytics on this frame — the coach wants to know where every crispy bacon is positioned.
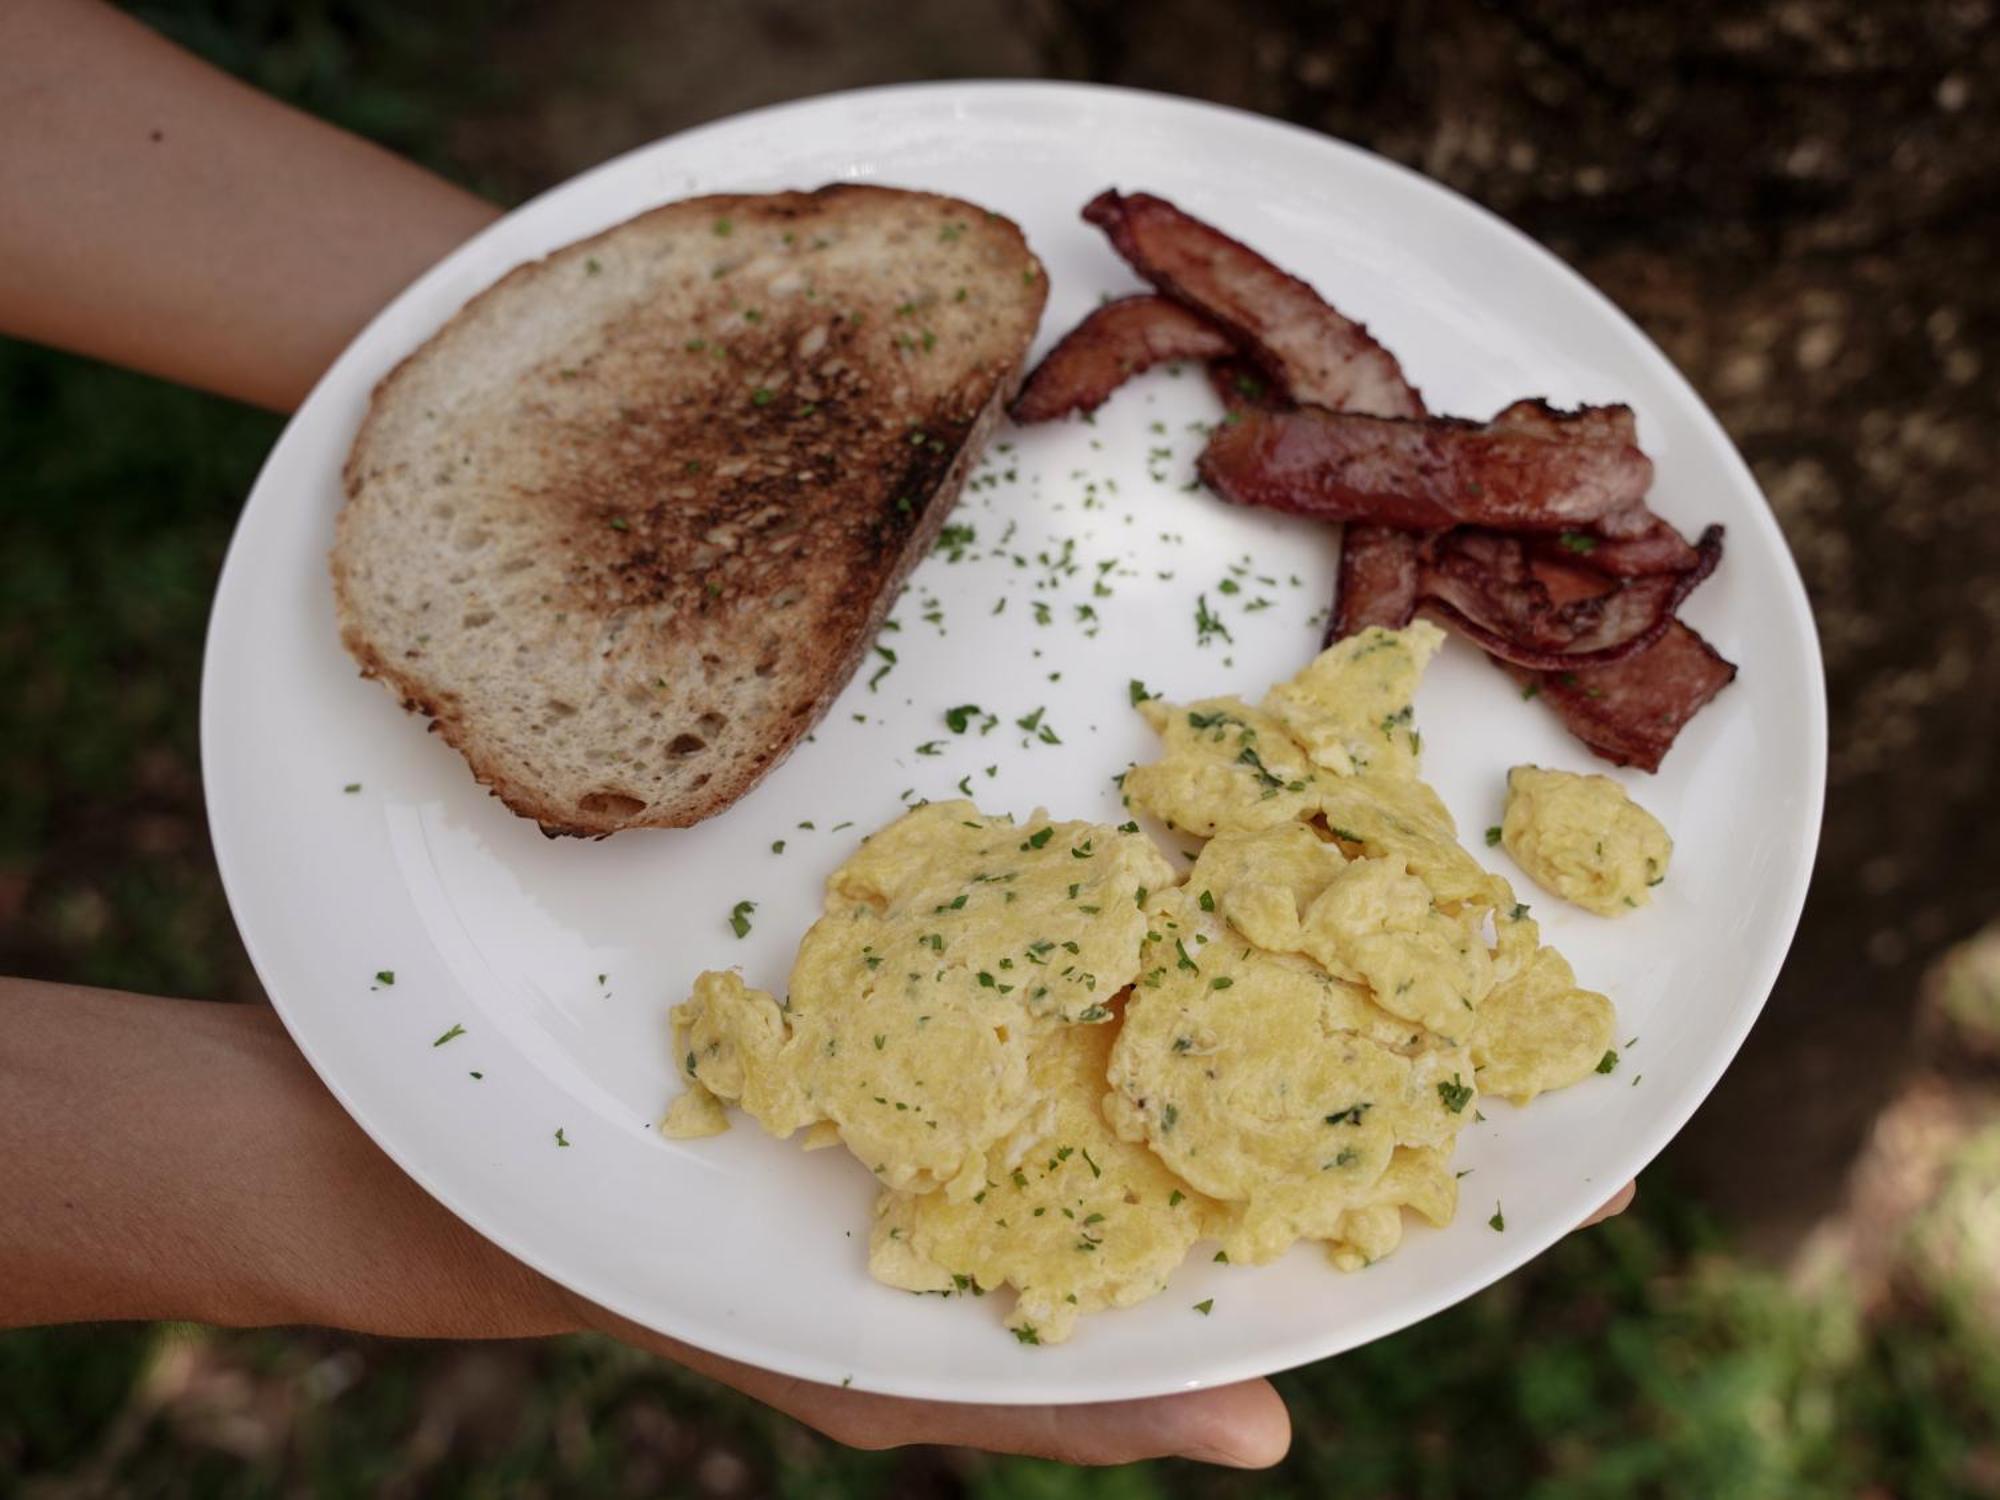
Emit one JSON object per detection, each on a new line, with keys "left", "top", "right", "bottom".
{"left": 1038, "top": 186, "right": 1738, "bottom": 770}
{"left": 1490, "top": 397, "right": 1638, "bottom": 446}
{"left": 1511, "top": 623, "right": 1738, "bottom": 772}
{"left": 1533, "top": 513, "right": 1705, "bottom": 576}
{"left": 1011, "top": 296, "right": 1235, "bottom": 423}
{"left": 1197, "top": 405, "right": 1656, "bottom": 536}
{"left": 1330, "top": 526, "right": 1422, "bottom": 637}
{"left": 1206, "top": 358, "right": 1290, "bottom": 413}
{"left": 1416, "top": 526, "right": 1723, "bottom": 671}
{"left": 1083, "top": 189, "right": 1425, "bottom": 419}
{"left": 1206, "top": 354, "right": 1426, "bottom": 643}
{"left": 1488, "top": 402, "right": 1707, "bottom": 575}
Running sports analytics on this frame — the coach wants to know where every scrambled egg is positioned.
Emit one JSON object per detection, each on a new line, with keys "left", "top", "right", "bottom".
{"left": 666, "top": 801, "right": 1173, "bottom": 1198}
{"left": 1117, "top": 625, "right": 1616, "bottom": 1264}
{"left": 1501, "top": 765, "right": 1673, "bottom": 917}
{"left": 1324, "top": 1145, "right": 1460, "bottom": 1271}
{"left": 1121, "top": 697, "right": 1320, "bottom": 837}
{"left": 869, "top": 1015, "right": 1218, "bottom": 1345}
{"left": 1262, "top": 622, "right": 1441, "bottom": 777}
{"left": 1104, "top": 887, "right": 1474, "bottom": 1265}
{"left": 665, "top": 624, "right": 1621, "bottom": 1342}
{"left": 1470, "top": 945, "right": 1616, "bottom": 1105}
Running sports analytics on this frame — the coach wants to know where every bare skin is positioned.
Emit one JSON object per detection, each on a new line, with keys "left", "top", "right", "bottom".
{"left": 0, "top": 1, "right": 1631, "bottom": 1468}
{"left": 0, "top": 0, "right": 497, "bottom": 411}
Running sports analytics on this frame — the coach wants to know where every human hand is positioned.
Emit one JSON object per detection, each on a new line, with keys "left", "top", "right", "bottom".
{"left": 541, "top": 1181, "right": 1637, "bottom": 1467}
{"left": 569, "top": 1297, "right": 1292, "bottom": 1467}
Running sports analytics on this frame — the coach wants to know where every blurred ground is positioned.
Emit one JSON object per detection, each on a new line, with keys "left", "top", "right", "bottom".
{"left": 3, "top": 1, "right": 1997, "bottom": 1495}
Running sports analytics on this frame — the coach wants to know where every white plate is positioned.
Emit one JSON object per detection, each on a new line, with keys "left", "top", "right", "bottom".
{"left": 203, "top": 82, "right": 1825, "bottom": 1404}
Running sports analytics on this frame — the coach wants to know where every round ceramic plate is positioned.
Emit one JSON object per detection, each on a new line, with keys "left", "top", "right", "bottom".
{"left": 203, "top": 82, "right": 1825, "bottom": 1403}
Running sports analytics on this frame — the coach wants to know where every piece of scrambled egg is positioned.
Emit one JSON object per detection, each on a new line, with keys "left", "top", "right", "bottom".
{"left": 870, "top": 1014, "right": 1219, "bottom": 1344}
{"left": 665, "top": 623, "right": 1618, "bottom": 1342}
{"left": 1500, "top": 765, "right": 1673, "bottom": 917}
{"left": 667, "top": 801, "right": 1173, "bottom": 1199}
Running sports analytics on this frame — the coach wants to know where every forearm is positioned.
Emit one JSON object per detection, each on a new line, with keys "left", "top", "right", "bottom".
{"left": 0, "top": 978, "right": 572, "bottom": 1337}
{"left": 0, "top": 978, "right": 1292, "bottom": 1464}
{"left": 0, "top": 0, "right": 500, "bottom": 411}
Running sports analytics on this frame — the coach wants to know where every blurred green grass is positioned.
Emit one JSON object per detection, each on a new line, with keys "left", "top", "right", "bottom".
{"left": 5, "top": 3, "right": 1998, "bottom": 1495}
{"left": 11, "top": 1193, "right": 2000, "bottom": 1496}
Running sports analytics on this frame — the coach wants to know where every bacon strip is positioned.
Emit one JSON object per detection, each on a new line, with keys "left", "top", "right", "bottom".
{"left": 1206, "top": 357, "right": 1290, "bottom": 413}
{"left": 1209, "top": 356, "right": 1428, "bottom": 641}
{"left": 1531, "top": 513, "right": 1704, "bottom": 576}
{"left": 1330, "top": 526, "right": 1422, "bottom": 637}
{"left": 1197, "top": 405, "right": 1656, "bottom": 536}
{"left": 1490, "top": 398, "right": 1638, "bottom": 446}
{"left": 1416, "top": 526, "right": 1723, "bottom": 671}
{"left": 1011, "top": 296, "right": 1235, "bottom": 423}
{"left": 1510, "top": 623, "right": 1739, "bottom": 772}
{"left": 1083, "top": 189, "right": 1425, "bottom": 419}
{"left": 1044, "top": 187, "right": 1738, "bottom": 771}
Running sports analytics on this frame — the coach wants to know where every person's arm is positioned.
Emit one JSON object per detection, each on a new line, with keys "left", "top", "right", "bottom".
{"left": 0, "top": 0, "right": 499, "bottom": 411}
{"left": 0, "top": 978, "right": 1292, "bottom": 1467}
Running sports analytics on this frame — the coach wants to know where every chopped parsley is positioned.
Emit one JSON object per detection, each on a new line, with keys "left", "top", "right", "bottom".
{"left": 1596, "top": 1049, "right": 1620, "bottom": 1074}
{"left": 1194, "top": 594, "right": 1233, "bottom": 645}
{"left": 1438, "top": 1075, "right": 1474, "bottom": 1113}
{"left": 555, "top": 1128, "right": 571, "bottom": 1148}
{"left": 728, "top": 900, "right": 756, "bottom": 938}
{"left": 1558, "top": 531, "right": 1599, "bottom": 555}
{"left": 1489, "top": 1203, "right": 1506, "bottom": 1232}
{"left": 432, "top": 1023, "right": 466, "bottom": 1047}
{"left": 944, "top": 703, "right": 982, "bottom": 733}
{"left": 1485, "top": 826, "right": 1503, "bottom": 846}
{"left": 1199, "top": 889, "right": 1216, "bottom": 912}
{"left": 1194, "top": 1298, "right": 1215, "bottom": 1315}
{"left": 373, "top": 970, "right": 395, "bottom": 987}
{"left": 1129, "top": 678, "right": 1155, "bottom": 706}
{"left": 1237, "top": 745, "right": 1283, "bottom": 790}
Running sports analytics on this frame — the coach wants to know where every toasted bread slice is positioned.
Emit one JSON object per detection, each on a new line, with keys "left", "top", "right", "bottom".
{"left": 333, "top": 185, "right": 1045, "bottom": 834}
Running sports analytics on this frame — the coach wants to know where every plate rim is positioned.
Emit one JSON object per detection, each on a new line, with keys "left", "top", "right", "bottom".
{"left": 201, "top": 78, "right": 1828, "bottom": 1403}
